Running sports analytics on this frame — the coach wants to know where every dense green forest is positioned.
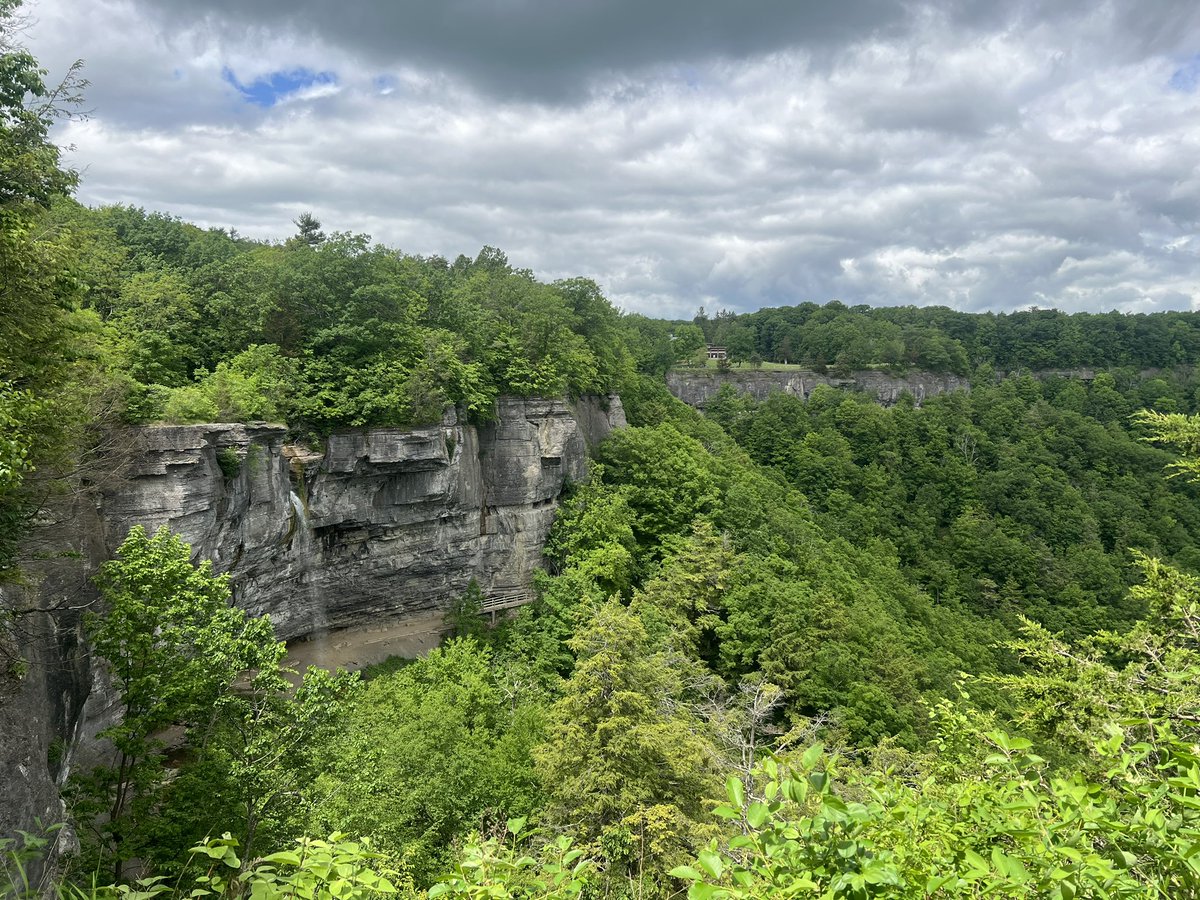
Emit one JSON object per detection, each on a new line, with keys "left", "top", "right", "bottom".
{"left": 46, "top": 202, "right": 634, "bottom": 432}
{"left": 687, "top": 302, "right": 1200, "bottom": 376}
{"left": 5, "top": 3, "right": 1200, "bottom": 897}
{"left": 30, "top": 382, "right": 1200, "bottom": 898}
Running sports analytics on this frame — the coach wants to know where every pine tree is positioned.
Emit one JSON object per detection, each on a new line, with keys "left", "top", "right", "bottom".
{"left": 535, "top": 601, "right": 718, "bottom": 891}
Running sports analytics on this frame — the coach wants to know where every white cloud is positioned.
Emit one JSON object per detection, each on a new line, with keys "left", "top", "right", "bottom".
{"left": 24, "top": 0, "right": 1200, "bottom": 317}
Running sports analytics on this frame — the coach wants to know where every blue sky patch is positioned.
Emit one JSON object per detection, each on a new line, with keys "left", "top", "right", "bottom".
{"left": 223, "top": 67, "right": 338, "bottom": 107}
{"left": 1169, "top": 54, "right": 1200, "bottom": 92}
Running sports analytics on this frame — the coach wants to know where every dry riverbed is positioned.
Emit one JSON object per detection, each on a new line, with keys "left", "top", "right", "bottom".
{"left": 284, "top": 609, "right": 448, "bottom": 673}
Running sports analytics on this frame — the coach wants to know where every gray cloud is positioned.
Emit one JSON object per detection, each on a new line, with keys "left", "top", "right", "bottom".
{"left": 123, "top": 0, "right": 917, "bottom": 100}
{"left": 23, "top": 0, "right": 1200, "bottom": 318}
{"left": 105, "top": 0, "right": 1200, "bottom": 101}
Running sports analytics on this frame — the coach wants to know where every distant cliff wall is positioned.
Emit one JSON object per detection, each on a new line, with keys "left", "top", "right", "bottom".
{"left": 666, "top": 369, "right": 971, "bottom": 408}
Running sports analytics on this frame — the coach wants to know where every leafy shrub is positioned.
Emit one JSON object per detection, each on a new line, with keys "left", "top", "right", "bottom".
{"left": 162, "top": 346, "right": 297, "bottom": 424}
{"left": 443, "top": 579, "right": 486, "bottom": 640}
{"left": 180, "top": 833, "right": 409, "bottom": 900}
{"left": 118, "top": 380, "right": 171, "bottom": 425}
{"left": 162, "top": 385, "right": 218, "bottom": 423}
{"left": 58, "top": 834, "right": 412, "bottom": 900}
{"left": 215, "top": 448, "right": 241, "bottom": 480}
{"left": 1, "top": 830, "right": 58, "bottom": 900}
{"left": 429, "top": 818, "right": 591, "bottom": 899}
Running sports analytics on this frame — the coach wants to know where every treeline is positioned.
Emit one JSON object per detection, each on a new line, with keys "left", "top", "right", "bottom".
{"left": 687, "top": 301, "right": 1200, "bottom": 375}
{"left": 50, "top": 203, "right": 633, "bottom": 435}
{"left": 30, "top": 198, "right": 1200, "bottom": 446}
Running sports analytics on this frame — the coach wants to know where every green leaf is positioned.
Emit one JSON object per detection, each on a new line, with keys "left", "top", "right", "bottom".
{"left": 697, "top": 849, "right": 724, "bottom": 880}
{"left": 924, "top": 874, "right": 954, "bottom": 893}
{"left": 259, "top": 854, "right": 298, "bottom": 868}
{"left": 747, "top": 803, "right": 769, "bottom": 829}
{"left": 963, "top": 849, "right": 988, "bottom": 876}
{"left": 863, "top": 862, "right": 901, "bottom": 886}
{"left": 991, "top": 847, "right": 1027, "bottom": 883}
{"left": 801, "top": 743, "right": 825, "bottom": 770}
{"left": 726, "top": 775, "right": 745, "bottom": 809}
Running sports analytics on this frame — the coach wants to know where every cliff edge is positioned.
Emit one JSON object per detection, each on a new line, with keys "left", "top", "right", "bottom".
{"left": 0, "top": 394, "right": 625, "bottom": 847}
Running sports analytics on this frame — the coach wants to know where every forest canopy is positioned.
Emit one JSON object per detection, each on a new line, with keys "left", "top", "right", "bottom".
{"left": 26, "top": 194, "right": 1200, "bottom": 445}
{"left": 687, "top": 301, "right": 1200, "bottom": 375}
{"left": 45, "top": 203, "right": 635, "bottom": 434}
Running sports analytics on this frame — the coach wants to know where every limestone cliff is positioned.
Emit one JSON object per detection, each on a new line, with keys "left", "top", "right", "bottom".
{"left": 0, "top": 394, "right": 624, "bottom": 846}
{"left": 100, "top": 395, "right": 625, "bottom": 640}
{"left": 666, "top": 369, "right": 970, "bottom": 408}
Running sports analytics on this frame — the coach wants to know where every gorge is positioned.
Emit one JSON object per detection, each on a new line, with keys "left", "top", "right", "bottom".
{"left": 0, "top": 395, "right": 625, "bottom": 848}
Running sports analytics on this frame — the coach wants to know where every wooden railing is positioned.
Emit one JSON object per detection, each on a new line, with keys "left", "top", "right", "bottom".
{"left": 478, "top": 590, "right": 534, "bottom": 621}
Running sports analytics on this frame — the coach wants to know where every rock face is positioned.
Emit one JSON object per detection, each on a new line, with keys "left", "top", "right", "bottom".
{"left": 0, "top": 491, "right": 112, "bottom": 871}
{"left": 97, "top": 395, "right": 625, "bottom": 640}
{"left": 666, "top": 369, "right": 971, "bottom": 408}
{"left": 0, "top": 395, "right": 624, "bottom": 848}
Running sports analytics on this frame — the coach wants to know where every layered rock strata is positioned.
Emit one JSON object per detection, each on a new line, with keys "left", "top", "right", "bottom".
{"left": 666, "top": 369, "right": 970, "bottom": 408}
{"left": 0, "top": 395, "right": 624, "bottom": 847}
{"left": 100, "top": 395, "right": 625, "bottom": 640}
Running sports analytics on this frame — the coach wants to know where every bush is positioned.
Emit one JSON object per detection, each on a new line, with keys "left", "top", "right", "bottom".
{"left": 215, "top": 448, "right": 241, "bottom": 479}
{"left": 162, "top": 385, "right": 218, "bottom": 423}
{"left": 443, "top": 579, "right": 486, "bottom": 640}
{"left": 121, "top": 380, "right": 172, "bottom": 424}
{"left": 157, "top": 346, "right": 297, "bottom": 425}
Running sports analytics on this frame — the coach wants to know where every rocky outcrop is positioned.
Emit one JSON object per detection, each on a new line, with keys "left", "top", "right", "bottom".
{"left": 0, "top": 491, "right": 112, "bottom": 870}
{"left": 96, "top": 395, "right": 625, "bottom": 640}
{"left": 666, "top": 369, "right": 970, "bottom": 408}
{"left": 0, "top": 395, "right": 624, "bottom": 848}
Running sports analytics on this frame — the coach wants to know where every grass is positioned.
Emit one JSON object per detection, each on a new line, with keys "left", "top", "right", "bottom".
{"left": 670, "top": 360, "right": 809, "bottom": 373}
{"left": 670, "top": 360, "right": 910, "bottom": 374}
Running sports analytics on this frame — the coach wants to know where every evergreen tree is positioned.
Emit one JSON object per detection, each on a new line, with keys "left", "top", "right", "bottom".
{"left": 536, "top": 601, "right": 719, "bottom": 891}
{"left": 291, "top": 211, "right": 325, "bottom": 246}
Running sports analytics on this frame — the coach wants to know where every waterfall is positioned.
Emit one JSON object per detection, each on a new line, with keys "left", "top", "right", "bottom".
{"left": 287, "top": 490, "right": 326, "bottom": 638}
{"left": 288, "top": 490, "right": 313, "bottom": 556}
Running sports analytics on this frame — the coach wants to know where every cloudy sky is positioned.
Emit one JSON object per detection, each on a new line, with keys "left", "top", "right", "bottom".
{"left": 22, "top": 0, "right": 1200, "bottom": 318}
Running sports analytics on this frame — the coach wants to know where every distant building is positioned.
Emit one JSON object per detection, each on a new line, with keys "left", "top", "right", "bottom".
{"left": 707, "top": 345, "right": 727, "bottom": 360}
